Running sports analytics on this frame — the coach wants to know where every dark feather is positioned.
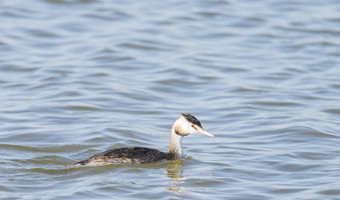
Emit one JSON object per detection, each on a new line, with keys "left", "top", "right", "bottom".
{"left": 181, "top": 113, "right": 202, "bottom": 127}
{"left": 74, "top": 146, "right": 170, "bottom": 166}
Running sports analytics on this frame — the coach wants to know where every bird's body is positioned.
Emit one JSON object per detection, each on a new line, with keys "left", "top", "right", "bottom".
{"left": 73, "top": 113, "right": 213, "bottom": 166}
{"left": 74, "top": 146, "right": 173, "bottom": 166}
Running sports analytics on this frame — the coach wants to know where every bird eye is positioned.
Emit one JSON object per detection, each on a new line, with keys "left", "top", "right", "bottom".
{"left": 191, "top": 124, "right": 195, "bottom": 128}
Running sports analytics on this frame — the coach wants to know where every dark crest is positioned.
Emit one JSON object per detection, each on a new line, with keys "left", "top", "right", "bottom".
{"left": 181, "top": 113, "right": 202, "bottom": 128}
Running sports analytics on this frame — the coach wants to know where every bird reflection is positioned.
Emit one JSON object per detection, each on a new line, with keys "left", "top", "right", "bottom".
{"left": 166, "top": 159, "right": 187, "bottom": 193}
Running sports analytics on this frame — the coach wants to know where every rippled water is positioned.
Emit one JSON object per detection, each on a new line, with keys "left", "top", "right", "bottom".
{"left": 1, "top": 0, "right": 340, "bottom": 199}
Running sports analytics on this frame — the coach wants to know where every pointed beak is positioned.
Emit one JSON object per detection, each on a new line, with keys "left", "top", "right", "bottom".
{"left": 197, "top": 127, "right": 214, "bottom": 137}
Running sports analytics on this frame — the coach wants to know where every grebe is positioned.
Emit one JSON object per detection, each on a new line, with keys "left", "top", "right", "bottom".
{"left": 73, "top": 113, "right": 213, "bottom": 166}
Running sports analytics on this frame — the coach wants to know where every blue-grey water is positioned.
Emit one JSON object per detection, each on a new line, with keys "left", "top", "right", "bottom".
{"left": 1, "top": 0, "right": 340, "bottom": 199}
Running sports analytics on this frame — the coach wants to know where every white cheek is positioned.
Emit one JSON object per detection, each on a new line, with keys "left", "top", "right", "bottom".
{"left": 189, "top": 126, "right": 197, "bottom": 134}
{"left": 183, "top": 124, "right": 194, "bottom": 134}
{"left": 178, "top": 118, "right": 190, "bottom": 131}
{"left": 183, "top": 125, "right": 191, "bottom": 133}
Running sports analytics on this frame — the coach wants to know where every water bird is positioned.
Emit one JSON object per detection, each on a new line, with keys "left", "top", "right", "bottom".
{"left": 73, "top": 113, "right": 213, "bottom": 166}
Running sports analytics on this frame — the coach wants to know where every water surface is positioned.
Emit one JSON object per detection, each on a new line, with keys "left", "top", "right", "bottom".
{"left": 1, "top": 0, "right": 340, "bottom": 199}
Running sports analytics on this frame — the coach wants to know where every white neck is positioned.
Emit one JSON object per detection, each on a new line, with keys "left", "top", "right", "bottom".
{"left": 168, "top": 127, "right": 183, "bottom": 158}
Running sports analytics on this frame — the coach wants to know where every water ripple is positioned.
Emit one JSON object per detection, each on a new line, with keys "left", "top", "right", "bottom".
{"left": 1, "top": 0, "right": 340, "bottom": 199}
